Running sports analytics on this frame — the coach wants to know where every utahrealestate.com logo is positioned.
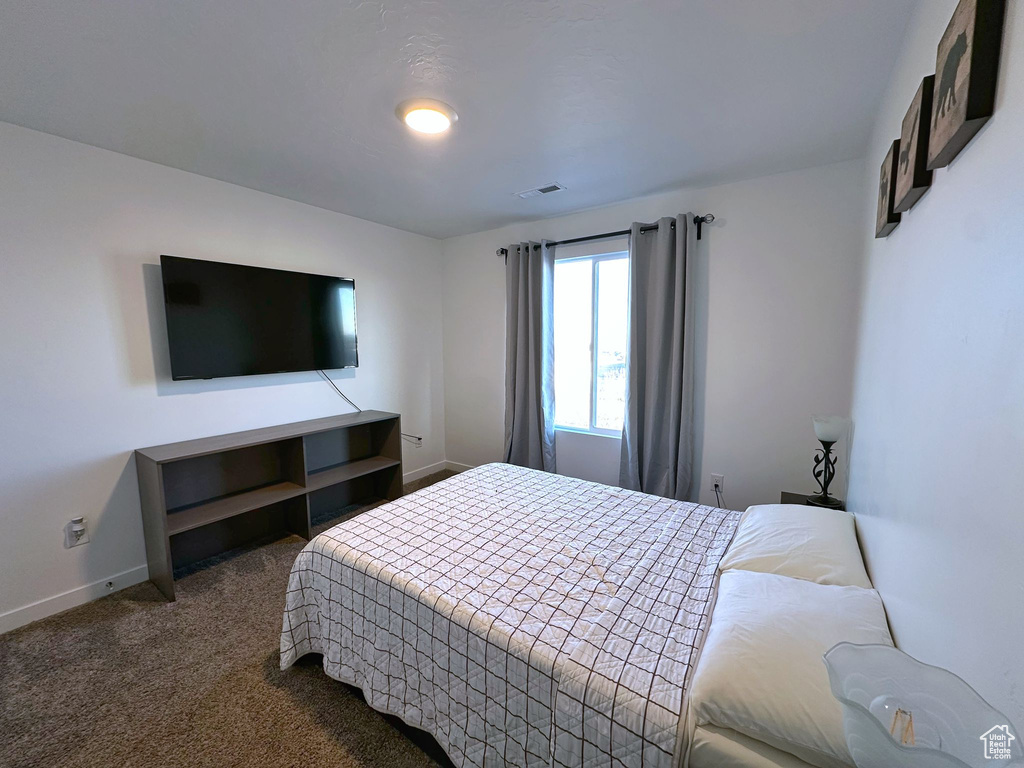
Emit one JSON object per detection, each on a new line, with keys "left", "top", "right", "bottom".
{"left": 980, "top": 725, "right": 1016, "bottom": 761}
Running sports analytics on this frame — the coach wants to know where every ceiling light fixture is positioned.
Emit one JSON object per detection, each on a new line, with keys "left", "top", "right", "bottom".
{"left": 396, "top": 98, "right": 458, "bottom": 135}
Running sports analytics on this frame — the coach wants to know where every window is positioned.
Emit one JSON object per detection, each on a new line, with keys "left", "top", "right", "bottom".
{"left": 554, "top": 251, "right": 629, "bottom": 435}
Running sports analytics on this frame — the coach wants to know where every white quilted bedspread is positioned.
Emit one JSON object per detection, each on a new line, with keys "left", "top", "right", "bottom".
{"left": 281, "top": 463, "right": 739, "bottom": 768}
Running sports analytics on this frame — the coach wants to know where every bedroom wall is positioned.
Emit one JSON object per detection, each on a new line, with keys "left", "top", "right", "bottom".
{"left": 0, "top": 122, "right": 446, "bottom": 632}
{"left": 441, "top": 159, "right": 865, "bottom": 511}
{"left": 848, "top": 0, "right": 1024, "bottom": 721}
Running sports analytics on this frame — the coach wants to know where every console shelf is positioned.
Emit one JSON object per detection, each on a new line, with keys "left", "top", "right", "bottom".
{"left": 166, "top": 481, "right": 307, "bottom": 535}
{"left": 306, "top": 456, "right": 402, "bottom": 491}
{"left": 136, "top": 410, "right": 402, "bottom": 601}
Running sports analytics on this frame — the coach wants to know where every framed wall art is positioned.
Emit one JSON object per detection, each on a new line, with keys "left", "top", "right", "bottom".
{"left": 876, "top": 140, "right": 902, "bottom": 238}
{"left": 894, "top": 75, "right": 935, "bottom": 213}
{"left": 928, "top": 0, "right": 1006, "bottom": 169}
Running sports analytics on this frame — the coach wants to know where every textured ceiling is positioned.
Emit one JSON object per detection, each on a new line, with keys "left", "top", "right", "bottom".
{"left": 0, "top": 0, "right": 916, "bottom": 239}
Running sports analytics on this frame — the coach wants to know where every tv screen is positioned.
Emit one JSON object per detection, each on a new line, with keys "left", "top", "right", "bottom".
{"left": 160, "top": 255, "right": 358, "bottom": 380}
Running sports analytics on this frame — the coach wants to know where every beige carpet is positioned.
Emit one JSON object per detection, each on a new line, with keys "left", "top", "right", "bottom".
{"left": 0, "top": 471, "right": 457, "bottom": 768}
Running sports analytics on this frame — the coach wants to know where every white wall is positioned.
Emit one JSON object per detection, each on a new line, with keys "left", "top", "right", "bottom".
{"left": 441, "top": 159, "right": 865, "bottom": 511}
{"left": 849, "top": 0, "right": 1024, "bottom": 721}
{"left": 553, "top": 430, "right": 623, "bottom": 486}
{"left": 0, "top": 122, "right": 446, "bottom": 631}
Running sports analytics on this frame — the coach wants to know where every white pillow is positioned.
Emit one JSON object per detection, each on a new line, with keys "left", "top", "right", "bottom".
{"left": 689, "top": 570, "right": 892, "bottom": 768}
{"left": 719, "top": 504, "right": 872, "bottom": 588}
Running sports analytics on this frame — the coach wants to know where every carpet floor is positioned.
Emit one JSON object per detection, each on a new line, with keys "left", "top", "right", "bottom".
{"left": 0, "top": 471, "right": 458, "bottom": 768}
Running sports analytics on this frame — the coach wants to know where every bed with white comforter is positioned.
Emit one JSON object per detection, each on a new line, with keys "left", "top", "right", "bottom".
{"left": 281, "top": 463, "right": 740, "bottom": 768}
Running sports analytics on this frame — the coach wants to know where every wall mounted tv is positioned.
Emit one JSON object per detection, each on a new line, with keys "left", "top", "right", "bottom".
{"left": 160, "top": 255, "right": 358, "bottom": 380}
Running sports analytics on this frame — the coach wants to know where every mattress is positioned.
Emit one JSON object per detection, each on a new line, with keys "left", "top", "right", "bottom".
{"left": 688, "top": 725, "right": 817, "bottom": 768}
{"left": 281, "top": 463, "right": 739, "bottom": 768}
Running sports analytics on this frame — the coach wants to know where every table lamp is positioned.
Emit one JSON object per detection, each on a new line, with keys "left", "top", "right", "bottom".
{"left": 808, "top": 415, "right": 846, "bottom": 508}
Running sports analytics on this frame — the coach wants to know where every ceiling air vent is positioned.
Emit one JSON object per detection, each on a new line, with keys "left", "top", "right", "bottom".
{"left": 516, "top": 182, "right": 566, "bottom": 199}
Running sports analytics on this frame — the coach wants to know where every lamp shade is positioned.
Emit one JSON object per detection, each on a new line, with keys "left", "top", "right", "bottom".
{"left": 813, "top": 415, "right": 846, "bottom": 443}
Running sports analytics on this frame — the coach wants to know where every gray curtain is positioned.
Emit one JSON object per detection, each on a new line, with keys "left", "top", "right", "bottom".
{"left": 619, "top": 215, "right": 696, "bottom": 500}
{"left": 504, "top": 241, "right": 556, "bottom": 472}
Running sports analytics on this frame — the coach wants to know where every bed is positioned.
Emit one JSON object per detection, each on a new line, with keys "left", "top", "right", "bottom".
{"left": 688, "top": 724, "right": 817, "bottom": 768}
{"left": 281, "top": 464, "right": 891, "bottom": 768}
{"left": 281, "top": 462, "right": 740, "bottom": 768}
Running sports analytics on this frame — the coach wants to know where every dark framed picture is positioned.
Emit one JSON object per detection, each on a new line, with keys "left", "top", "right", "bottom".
{"left": 928, "top": 0, "right": 1006, "bottom": 169}
{"left": 876, "top": 140, "right": 902, "bottom": 238}
{"left": 894, "top": 75, "right": 934, "bottom": 213}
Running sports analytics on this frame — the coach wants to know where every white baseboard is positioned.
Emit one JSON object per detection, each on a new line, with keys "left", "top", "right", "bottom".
{"left": 402, "top": 460, "right": 450, "bottom": 483}
{"left": 0, "top": 564, "right": 150, "bottom": 635}
{"left": 404, "top": 460, "right": 477, "bottom": 483}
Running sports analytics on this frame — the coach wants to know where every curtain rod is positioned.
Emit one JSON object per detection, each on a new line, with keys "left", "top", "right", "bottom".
{"left": 495, "top": 214, "right": 714, "bottom": 257}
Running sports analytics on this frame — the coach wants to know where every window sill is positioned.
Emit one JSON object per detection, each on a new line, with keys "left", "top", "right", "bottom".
{"left": 555, "top": 426, "right": 622, "bottom": 440}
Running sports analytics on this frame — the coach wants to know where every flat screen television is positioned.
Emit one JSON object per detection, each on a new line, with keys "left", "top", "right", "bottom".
{"left": 160, "top": 255, "right": 358, "bottom": 380}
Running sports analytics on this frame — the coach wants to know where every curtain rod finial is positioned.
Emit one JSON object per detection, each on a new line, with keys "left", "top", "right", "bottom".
{"left": 693, "top": 213, "right": 715, "bottom": 240}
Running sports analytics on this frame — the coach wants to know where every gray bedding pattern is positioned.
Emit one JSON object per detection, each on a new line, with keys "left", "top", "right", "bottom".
{"left": 281, "top": 463, "right": 739, "bottom": 767}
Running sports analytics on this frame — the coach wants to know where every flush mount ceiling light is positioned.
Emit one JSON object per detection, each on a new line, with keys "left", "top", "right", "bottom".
{"left": 396, "top": 98, "right": 458, "bottom": 134}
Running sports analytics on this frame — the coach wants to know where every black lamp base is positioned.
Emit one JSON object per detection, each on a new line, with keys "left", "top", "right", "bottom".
{"left": 806, "top": 494, "right": 844, "bottom": 509}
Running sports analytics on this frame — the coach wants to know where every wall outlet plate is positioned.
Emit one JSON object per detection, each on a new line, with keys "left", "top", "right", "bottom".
{"left": 64, "top": 518, "right": 90, "bottom": 548}
{"left": 711, "top": 474, "right": 725, "bottom": 492}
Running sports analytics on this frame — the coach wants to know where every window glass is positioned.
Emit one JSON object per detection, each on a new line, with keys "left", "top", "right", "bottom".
{"left": 553, "top": 252, "right": 628, "bottom": 434}
{"left": 594, "top": 258, "right": 628, "bottom": 431}
{"left": 553, "top": 258, "right": 593, "bottom": 430}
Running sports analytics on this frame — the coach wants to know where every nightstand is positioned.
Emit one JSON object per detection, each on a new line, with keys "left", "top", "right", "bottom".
{"left": 780, "top": 491, "right": 845, "bottom": 511}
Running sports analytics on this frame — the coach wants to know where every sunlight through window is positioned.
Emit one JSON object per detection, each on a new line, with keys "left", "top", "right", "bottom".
{"left": 554, "top": 252, "right": 628, "bottom": 435}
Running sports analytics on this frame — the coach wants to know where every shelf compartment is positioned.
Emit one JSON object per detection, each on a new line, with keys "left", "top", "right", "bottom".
{"left": 161, "top": 438, "right": 305, "bottom": 513}
{"left": 304, "top": 425, "right": 372, "bottom": 473}
{"left": 170, "top": 495, "right": 309, "bottom": 572}
{"left": 303, "top": 420, "right": 400, "bottom": 475}
{"left": 306, "top": 455, "right": 401, "bottom": 492}
{"left": 166, "top": 481, "right": 305, "bottom": 535}
{"left": 309, "top": 480, "right": 380, "bottom": 527}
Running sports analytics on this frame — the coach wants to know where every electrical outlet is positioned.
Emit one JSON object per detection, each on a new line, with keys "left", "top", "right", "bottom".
{"left": 64, "top": 517, "right": 90, "bottom": 548}
{"left": 711, "top": 474, "right": 725, "bottom": 492}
